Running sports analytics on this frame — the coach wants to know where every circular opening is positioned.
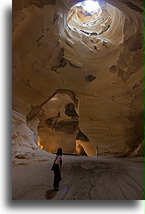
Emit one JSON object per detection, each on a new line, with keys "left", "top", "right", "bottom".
{"left": 67, "top": 0, "right": 112, "bottom": 35}
{"left": 76, "top": 0, "right": 102, "bottom": 15}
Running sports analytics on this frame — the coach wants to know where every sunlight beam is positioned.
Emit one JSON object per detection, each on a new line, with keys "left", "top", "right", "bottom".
{"left": 76, "top": 0, "right": 102, "bottom": 14}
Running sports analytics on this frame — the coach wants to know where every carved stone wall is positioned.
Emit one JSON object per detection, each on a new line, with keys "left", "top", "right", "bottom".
{"left": 12, "top": 0, "right": 143, "bottom": 157}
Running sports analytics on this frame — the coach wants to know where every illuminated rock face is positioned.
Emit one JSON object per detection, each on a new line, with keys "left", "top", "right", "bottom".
{"left": 12, "top": 110, "right": 39, "bottom": 157}
{"left": 12, "top": 0, "right": 143, "bottom": 157}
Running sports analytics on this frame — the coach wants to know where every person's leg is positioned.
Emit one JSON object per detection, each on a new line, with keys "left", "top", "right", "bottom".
{"left": 55, "top": 172, "right": 62, "bottom": 190}
{"left": 53, "top": 173, "right": 57, "bottom": 188}
{"left": 55, "top": 174, "right": 60, "bottom": 190}
{"left": 53, "top": 171, "right": 60, "bottom": 191}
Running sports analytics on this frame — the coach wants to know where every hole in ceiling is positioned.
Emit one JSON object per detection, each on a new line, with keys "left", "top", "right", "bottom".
{"left": 67, "top": 0, "right": 112, "bottom": 35}
{"left": 76, "top": 0, "right": 102, "bottom": 15}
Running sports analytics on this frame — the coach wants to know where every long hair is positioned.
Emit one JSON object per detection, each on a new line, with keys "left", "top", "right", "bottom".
{"left": 56, "top": 148, "right": 62, "bottom": 156}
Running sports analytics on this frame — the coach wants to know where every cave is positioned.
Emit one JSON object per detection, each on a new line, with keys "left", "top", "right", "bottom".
{"left": 36, "top": 92, "right": 95, "bottom": 155}
{"left": 12, "top": 0, "right": 143, "bottom": 200}
{"left": 27, "top": 90, "right": 96, "bottom": 156}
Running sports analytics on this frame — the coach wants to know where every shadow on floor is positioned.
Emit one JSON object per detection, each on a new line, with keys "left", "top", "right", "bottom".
{"left": 45, "top": 190, "right": 57, "bottom": 200}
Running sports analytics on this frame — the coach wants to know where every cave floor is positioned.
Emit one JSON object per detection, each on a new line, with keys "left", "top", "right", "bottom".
{"left": 12, "top": 155, "right": 144, "bottom": 200}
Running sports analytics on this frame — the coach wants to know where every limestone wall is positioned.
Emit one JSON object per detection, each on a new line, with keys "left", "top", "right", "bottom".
{"left": 12, "top": 0, "right": 143, "bottom": 157}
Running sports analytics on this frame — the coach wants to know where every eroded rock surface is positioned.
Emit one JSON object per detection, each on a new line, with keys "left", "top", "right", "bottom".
{"left": 12, "top": 0, "right": 143, "bottom": 157}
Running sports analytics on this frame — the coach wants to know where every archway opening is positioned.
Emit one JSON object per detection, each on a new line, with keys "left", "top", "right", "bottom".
{"left": 37, "top": 93, "right": 78, "bottom": 154}
{"left": 36, "top": 92, "right": 96, "bottom": 156}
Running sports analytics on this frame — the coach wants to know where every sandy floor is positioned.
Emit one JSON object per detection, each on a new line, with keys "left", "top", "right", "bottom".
{"left": 12, "top": 155, "right": 144, "bottom": 200}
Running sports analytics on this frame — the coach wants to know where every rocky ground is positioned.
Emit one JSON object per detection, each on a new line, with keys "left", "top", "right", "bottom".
{"left": 12, "top": 155, "right": 144, "bottom": 200}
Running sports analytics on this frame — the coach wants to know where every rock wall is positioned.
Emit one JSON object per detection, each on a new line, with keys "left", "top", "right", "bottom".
{"left": 38, "top": 128, "right": 76, "bottom": 154}
{"left": 12, "top": 0, "right": 143, "bottom": 157}
{"left": 12, "top": 110, "right": 39, "bottom": 157}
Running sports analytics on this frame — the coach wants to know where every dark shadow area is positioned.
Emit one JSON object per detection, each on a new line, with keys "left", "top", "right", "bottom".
{"left": 45, "top": 190, "right": 57, "bottom": 200}
{"left": 5, "top": 5, "right": 141, "bottom": 210}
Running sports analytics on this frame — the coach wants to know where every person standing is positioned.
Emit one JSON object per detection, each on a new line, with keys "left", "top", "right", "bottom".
{"left": 51, "top": 148, "right": 62, "bottom": 191}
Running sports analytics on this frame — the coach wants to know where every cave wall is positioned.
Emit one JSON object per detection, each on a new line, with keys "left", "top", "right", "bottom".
{"left": 12, "top": 0, "right": 143, "bottom": 157}
{"left": 38, "top": 128, "right": 76, "bottom": 153}
{"left": 12, "top": 110, "right": 39, "bottom": 157}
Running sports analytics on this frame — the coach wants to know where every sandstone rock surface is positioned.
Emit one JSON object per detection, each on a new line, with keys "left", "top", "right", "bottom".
{"left": 12, "top": 0, "right": 143, "bottom": 157}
